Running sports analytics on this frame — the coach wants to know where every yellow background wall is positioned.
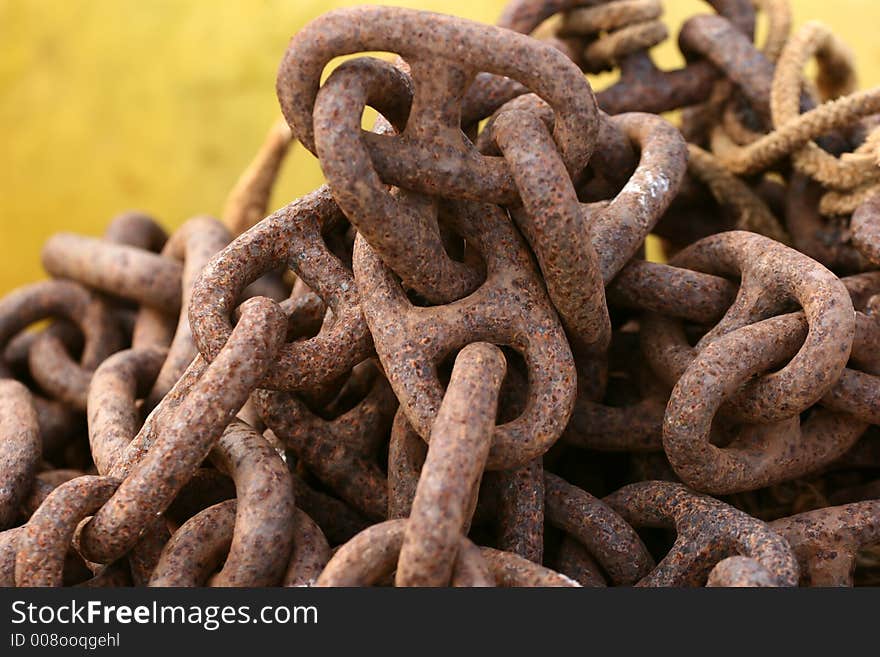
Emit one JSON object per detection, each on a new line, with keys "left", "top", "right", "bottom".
{"left": 3, "top": 0, "right": 880, "bottom": 293}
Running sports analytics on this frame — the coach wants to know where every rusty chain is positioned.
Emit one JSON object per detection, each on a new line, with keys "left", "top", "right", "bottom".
{"left": 3, "top": 0, "right": 880, "bottom": 588}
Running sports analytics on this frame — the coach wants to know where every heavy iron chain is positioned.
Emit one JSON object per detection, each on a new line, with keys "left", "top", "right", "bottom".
{"left": 3, "top": 0, "right": 880, "bottom": 587}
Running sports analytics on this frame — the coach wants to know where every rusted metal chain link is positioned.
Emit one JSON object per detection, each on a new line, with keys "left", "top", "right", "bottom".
{"left": 604, "top": 481, "right": 800, "bottom": 586}
{"left": 255, "top": 365, "right": 397, "bottom": 519}
{"left": 771, "top": 501, "right": 880, "bottom": 586}
{"left": 354, "top": 200, "right": 576, "bottom": 471}
{"left": 0, "top": 381, "right": 40, "bottom": 530}
{"left": 79, "top": 297, "right": 287, "bottom": 564}
{"left": 396, "top": 343, "right": 505, "bottom": 586}
{"left": 5, "top": 0, "right": 880, "bottom": 588}
{"left": 189, "top": 187, "right": 372, "bottom": 392}
{"left": 553, "top": 0, "right": 756, "bottom": 114}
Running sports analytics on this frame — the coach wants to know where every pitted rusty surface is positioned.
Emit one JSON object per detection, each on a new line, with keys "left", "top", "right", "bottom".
{"left": 207, "top": 421, "right": 296, "bottom": 587}
{"left": 645, "top": 309, "right": 867, "bottom": 493}
{"left": 478, "top": 547, "right": 579, "bottom": 587}
{"left": 664, "top": 231, "right": 854, "bottom": 422}
{"left": 144, "top": 216, "right": 231, "bottom": 407}
{"left": 316, "top": 519, "right": 494, "bottom": 587}
{"left": 771, "top": 501, "right": 880, "bottom": 586}
{"left": 108, "top": 354, "right": 208, "bottom": 481}
{"left": 149, "top": 500, "right": 236, "bottom": 587}
{"left": 636, "top": 232, "right": 866, "bottom": 493}
{"left": 283, "top": 508, "right": 331, "bottom": 587}
{"left": 124, "top": 422, "right": 296, "bottom": 587}
{"left": 554, "top": 537, "right": 607, "bottom": 587}
{"left": 0, "top": 280, "right": 124, "bottom": 380}
{"left": 604, "top": 481, "right": 799, "bottom": 586}
{"left": 480, "top": 96, "right": 685, "bottom": 357}
{"left": 851, "top": 192, "right": 880, "bottom": 266}
{"left": 279, "top": 6, "right": 598, "bottom": 204}
{"left": 87, "top": 347, "right": 167, "bottom": 475}
{"left": 291, "top": 5, "right": 601, "bottom": 302}
{"left": 0, "top": 380, "right": 40, "bottom": 529}
{"left": 5, "top": 0, "right": 880, "bottom": 589}
{"left": 0, "top": 528, "right": 23, "bottom": 587}
{"left": 492, "top": 459, "right": 545, "bottom": 563}
{"left": 354, "top": 200, "right": 576, "bottom": 471}
{"left": 706, "top": 556, "right": 780, "bottom": 587}
{"left": 631, "top": 266, "right": 879, "bottom": 409}
{"left": 388, "top": 405, "right": 499, "bottom": 533}
{"left": 552, "top": 0, "right": 756, "bottom": 114}
{"left": 15, "top": 476, "right": 119, "bottom": 587}
{"left": 396, "top": 343, "right": 505, "bottom": 586}
{"left": 79, "top": 297, "right": 287, "bottom": 564}
{"left": 586, "top": 113, "right": 687, "bottom": 283}
{"left": 189, "top": 187, "right": 372, "bottom": 392}
{"left": 312, "top": 56, "right": 479, "bottom": 305}
{"left": 678, "top": 14, "right": 778, "bottom": 122}
{"left": 256, "top": 365, "right": 397, "bottom": 519}
{"left": 492, "top": 105, "right": 610, "bottom": 353}
{"left": 607, "top": 260, "right": 737, "bottom": 326}
{"left": 544, "top": 473, "right": 654, "bottom": 584}
{"left": 820, "top": 310, "right": 880, "bottom": 422}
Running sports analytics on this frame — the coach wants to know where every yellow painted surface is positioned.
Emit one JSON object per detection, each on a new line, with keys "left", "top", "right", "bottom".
{"left": 3, "top": 0, "right": 880, "bottom": 292}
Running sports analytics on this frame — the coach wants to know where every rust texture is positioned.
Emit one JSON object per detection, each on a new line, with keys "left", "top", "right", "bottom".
{"left": 4, "top": 0, "right": 880, "bottom": 588}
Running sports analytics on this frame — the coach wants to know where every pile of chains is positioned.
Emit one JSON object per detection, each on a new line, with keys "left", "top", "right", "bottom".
{"left": 3, "top": 0, "right": 880, "bottom": 588}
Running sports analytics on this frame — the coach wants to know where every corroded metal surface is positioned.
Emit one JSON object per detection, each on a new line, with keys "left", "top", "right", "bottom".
{"left": 4, "top": 0, "right": 880, "bottom": 588}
